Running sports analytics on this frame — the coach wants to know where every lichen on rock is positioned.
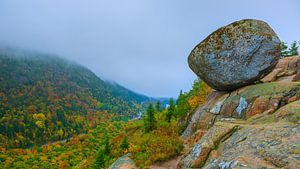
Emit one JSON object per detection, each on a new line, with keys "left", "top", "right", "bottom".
{"left": 179, "top": 123, "right": 238, "bottom": 168}
{"left": 188, "top": 19, "right": 281, "bottom": 91}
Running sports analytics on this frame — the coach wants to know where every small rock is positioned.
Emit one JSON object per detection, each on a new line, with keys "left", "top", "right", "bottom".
{"left": 108, "top": 153, "right": 137, "bottom": 169}
{"left": 210, "top": 97, "right": 228, "bottom": 114}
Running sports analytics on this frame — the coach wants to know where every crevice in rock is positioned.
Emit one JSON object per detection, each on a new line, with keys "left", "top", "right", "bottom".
{"left": 261, "top": 154, "right": 288, "bottom": 168}
{"left": 219, "top": 126, "right": 239, "bottom": 143}
{"left": 279, "top": 87, "right": 300, "bottom": 107}
{"left": 202, "top": 125, "right": 239, "bottom": 167}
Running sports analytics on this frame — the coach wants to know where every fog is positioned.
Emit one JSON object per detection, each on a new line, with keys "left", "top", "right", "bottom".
{"left": 0, "top": 0, "right": 299, "bottom": 97}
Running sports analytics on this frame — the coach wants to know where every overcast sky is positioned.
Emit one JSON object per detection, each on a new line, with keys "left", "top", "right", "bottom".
{"left": 0, "top": 0, "right": 299, "bottom": 97}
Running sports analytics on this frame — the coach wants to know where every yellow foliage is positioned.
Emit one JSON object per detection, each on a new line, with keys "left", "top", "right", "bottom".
{"left": 35, "top": 120, "right": 45, "bottom": 128}
{"left": 40, "top": 156, "right": 48, "bottom": 161}
{"left": 188, "top": 81, "right": 212, "bottom": 110}
{"left": 23, "top": 155, "right": 30, "bottom": 160}
{"left": 4, "top": 158, "right": 11, "bottom": 166}
{"left": 188, "top": 96, "right": 200, "bottom": 110}
{"left": 33, "top": 113, "right": 46, "bottom": 121}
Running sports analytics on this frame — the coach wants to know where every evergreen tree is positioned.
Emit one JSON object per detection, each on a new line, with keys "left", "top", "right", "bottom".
{"left": 289, "top": 41, "right": 299, "bottom": 56}
{"left": 120, "top": 136, "right": 129, "bottom": 150}
{"left": 166, "top": 98, "right": 175, "bottom": 122}
{"left": 144, "top": 103, "right": 156, "bottom": 132}
{"left": 103, "top": 136, "right": 111, "bottom": 155}
{"left": 281, "top": 42, "right": 289, "bottom": 57}
{"left": 176, "top": 90, "right": 183, "bottom": 105}
{"left": 155, "top": 101, "right": 161, "bottom": 112}
{"left": 93, "top": 150, "right": 106, "bottom": 169}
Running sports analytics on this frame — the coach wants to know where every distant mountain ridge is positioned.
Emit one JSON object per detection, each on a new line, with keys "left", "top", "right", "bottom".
{"left": 0, "top": 47, "right": 155, "bottom": 148}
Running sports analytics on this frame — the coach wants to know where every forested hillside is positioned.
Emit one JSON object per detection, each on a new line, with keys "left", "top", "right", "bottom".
{"left": 0, "top": 78, "right": 211, "bottom": 169}
{"left": 0, "top": 48, "right": 150, "bottom": 148}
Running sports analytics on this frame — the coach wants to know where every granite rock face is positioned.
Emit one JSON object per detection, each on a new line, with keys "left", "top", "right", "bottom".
{"left": 181, "top": 82, "right": 300, "bottom": 138}
{"left": 179, "top": 100, "right": 300, "bottom": 169}
{"left": 179, "top": 123, "right": 238, "bottom": 168}
{"left": 261, "top": 55, "right": 300, "bottom": 83}
{"left": 188, "top": 19, "right": 281, "bottom": 91}
{"left": 203, "top": 122, "right": 300, "bottom": 169}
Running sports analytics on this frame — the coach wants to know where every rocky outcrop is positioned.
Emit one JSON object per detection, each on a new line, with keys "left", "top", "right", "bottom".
{"left": 252, "top": 99, "right": 300, "bottom": 125}
{"left": 261, "top": 55, "right": 300, "bottom": 83}
{"left": 179, "top": 123, "right": 238, "bottom": 168}
{"left": 181, "top": 82, "right": 300, "bottom": 139}
{"left": 179, "top": 81, "right": 300, "bottom": 168}
{"left": 179, "top": 80, "right": 300, "bottom": 167}
{"left": 181, "top": 91, "right": 228, "bottom": 138}
{"left": 218, "top": 82, "right": 300, "bottom": 119}
{"left": 203, "top": 122, "right": 300, "bottom": 169}
{"left": 181, "top": 19, "right": 300, "bottom": 167}
{"left": 108, "top": 153, "right": 137, "bottom": 169}
{"left": 188, "top": 19, "right": 281, "bottom": 91}
{"left": 180, "top": 100, "right": 300, "bottom": 168}
{"left": 203, "top": 101, "right": 300, "bottom": 169}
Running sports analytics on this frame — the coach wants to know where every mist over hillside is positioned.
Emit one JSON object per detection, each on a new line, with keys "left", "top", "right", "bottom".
{"left": 0, "top": 47, "right": 168, "bottom": 148}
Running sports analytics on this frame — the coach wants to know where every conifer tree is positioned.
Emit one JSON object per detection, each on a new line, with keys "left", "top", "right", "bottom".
{"left": 93, "top": 150, "right": 106, "bottom": 169}
{"left": 144, "top": 103, "right": 156, "bottom": 132}
{"left": 166, "top": 98, "right": 175, "bottom": 122}
{"left": 120, "top": 136, "right": 129, "bottom": 150}
{"left": 103, "top": 136, "right": 111, "bottom": 155}
{"left": 281, "top": 42, "right": 289, "bottom": 57}
{"left": 289, "top": 41, "right": 299, "bottom": 56}
{"left": 155, "top": 101, "right": 161, "bottom": 112}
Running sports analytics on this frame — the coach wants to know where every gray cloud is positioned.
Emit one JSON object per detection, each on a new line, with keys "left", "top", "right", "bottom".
{"left": 0, "top": 0, "right": 299, "bottom": 97}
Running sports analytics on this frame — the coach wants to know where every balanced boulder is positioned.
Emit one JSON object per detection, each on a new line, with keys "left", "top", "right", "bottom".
{"left": 188, "top": 19, "right": 281, "bottom": 91}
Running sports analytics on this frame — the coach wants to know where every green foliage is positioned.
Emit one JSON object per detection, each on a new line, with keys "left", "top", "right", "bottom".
{"left": 175, "top": 79, "right": 211, "bottom": 118}
{"left": 175, "top": 79, "right": 212, "bottom": 134}
{"left": 281, "top": 42, "right": 289, "bottom": 56}
{"left": 144, "top": 104, "right": 156, "bottom": 132}
{"left": 289, "top": 41, "right": 299, "bottom": 56}
{"left": 0, "top": 119, "right": 126, "bottom": 169}
{"left": 0, "top": 87, "right": 191, "bottom": 169}
{"left": 130, "top": 119, "right": 183, "bottom": 167}
{"left": 93, "top": 150, "right": 106, "bottom": 169}
{"left": 119, "top": 136, "right": 129, "bottom": 150}
{"left": 155, "top": 101, "right": 161, "bottom": 112}
{"left": 103, "top": 137, "right": 111, "bottom": 155}
{"left": 281, "top": 41, "right": 299, "bottom": 57}
{"left": 166, "top": 98, "right": 175, "bottom": 122}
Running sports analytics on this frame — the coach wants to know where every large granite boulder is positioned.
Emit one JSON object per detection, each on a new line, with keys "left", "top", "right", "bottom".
{"left": 188, "top": 19, "right": 281, "bottom": 91}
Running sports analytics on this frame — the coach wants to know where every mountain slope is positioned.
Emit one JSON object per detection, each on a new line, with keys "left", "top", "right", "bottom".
{"left": 0, "top": 48, "right": 150, "bottom": 148}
